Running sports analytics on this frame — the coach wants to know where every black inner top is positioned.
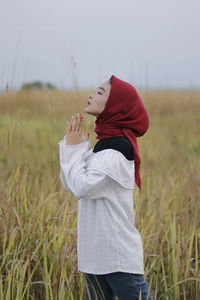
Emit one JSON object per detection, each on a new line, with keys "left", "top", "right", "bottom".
{"left": 93, "top": 136, "right": 134, "bottom": 161}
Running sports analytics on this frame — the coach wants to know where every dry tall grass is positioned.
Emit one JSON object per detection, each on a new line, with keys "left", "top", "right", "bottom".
{"left": 0, "top": 88, "right": 199, "bottom": 299}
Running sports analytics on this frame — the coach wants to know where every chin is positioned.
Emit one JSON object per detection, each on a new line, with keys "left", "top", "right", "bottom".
{"left": 84, "top": 106, "right": 90, "bottom": 113}
{"left": 84, "top": 107, "right": 98, "bottom": 117}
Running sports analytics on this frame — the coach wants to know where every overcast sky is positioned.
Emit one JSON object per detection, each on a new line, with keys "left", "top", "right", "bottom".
{"left": 0, "top": 0, "right": 199, "bottom": 91}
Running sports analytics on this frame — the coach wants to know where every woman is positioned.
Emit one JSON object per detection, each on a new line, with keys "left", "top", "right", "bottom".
{"left": 58, "top": 75, "right": 154, "bottom": 300}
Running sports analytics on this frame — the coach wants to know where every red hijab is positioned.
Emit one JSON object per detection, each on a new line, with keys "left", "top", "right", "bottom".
{"left": 94, "top": 75, "right": 149, "bottom": 190}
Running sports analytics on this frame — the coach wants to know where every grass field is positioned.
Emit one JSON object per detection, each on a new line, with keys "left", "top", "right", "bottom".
{"left": 0, "top": 88, "right": 199, "bottom": 299}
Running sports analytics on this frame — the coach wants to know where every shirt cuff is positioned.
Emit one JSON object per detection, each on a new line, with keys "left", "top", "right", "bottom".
{"left": 58, "top": 135, "right": 91, "bottom": 148}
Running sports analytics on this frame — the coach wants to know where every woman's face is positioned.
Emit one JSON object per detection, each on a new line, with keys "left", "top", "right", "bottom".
{"left": 85, "top": 80, "right": 111, "bottom": 117}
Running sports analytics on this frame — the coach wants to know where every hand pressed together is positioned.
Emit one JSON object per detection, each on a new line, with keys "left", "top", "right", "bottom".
{"left": 65, "top": 113, "right": 90, "bottom": 145}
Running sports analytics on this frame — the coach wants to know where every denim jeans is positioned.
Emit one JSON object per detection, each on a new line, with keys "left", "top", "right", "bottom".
{"left": 82, "top": 271, "right": 154, "bottom": 300}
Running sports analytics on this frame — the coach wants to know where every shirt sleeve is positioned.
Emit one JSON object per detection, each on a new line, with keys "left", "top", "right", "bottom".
{"left": 58, "top": 135, "right": 108, "bottom": 200}
{"left": 59, "top": 168, "right": 72, "bottom": 193}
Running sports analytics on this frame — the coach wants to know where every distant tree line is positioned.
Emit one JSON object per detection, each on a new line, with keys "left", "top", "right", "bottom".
{"left": 21, "top": 81, "right": 56, "bottom": 91}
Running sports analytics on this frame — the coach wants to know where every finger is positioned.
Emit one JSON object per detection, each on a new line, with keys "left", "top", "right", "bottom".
{"left": 76, "top": 115, "right": 82, "bottom": 131}
{"left": 66, "top": 121, "right": 69, "bottom": 134}
{"left": 80, "top": 117, "right": 84, "bottom": 131}
{"left": 66, "top": 121, "right": 72, "bottom": 134}
{"left": 69, "top": 121, "right": 72, "bottom": 133}
{"left": 83, "top": 132, "right": 89, "bottom": 141}
{"left": 74, "top": 116, "right": 80, "bottom": 132}
{"left": 71, "top": 115, "right": 77, "bottom": 131}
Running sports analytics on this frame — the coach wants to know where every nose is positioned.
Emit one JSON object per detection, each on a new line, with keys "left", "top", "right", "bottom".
{"left": 89, "top": 90, "right": 96, "bottom": 100}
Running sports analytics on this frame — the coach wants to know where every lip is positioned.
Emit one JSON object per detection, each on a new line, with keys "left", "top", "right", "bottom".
{"left": 87, "top": 101, "right": 91, "bottom": 105}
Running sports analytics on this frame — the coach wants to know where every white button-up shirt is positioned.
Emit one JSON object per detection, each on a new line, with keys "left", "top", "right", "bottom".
{"left": 58, "top": 136, "right": 144, "bottom": 275}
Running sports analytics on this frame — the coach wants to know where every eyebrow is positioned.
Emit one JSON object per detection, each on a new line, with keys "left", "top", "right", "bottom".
{"left": 98, "top": 87, "right": 106, "bottom": 92}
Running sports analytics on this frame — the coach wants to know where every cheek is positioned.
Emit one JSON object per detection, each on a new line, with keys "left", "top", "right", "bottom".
{"left": 97, "top": 99, "right": 106, "bottom": 110}
{"left": 101, "top": 96, "right": 108, "bottom": 108}
{"left": 91, "top": 96, "right": 107, "bottom": 111}
{"left": 93, "top": 97, "right": 103, "bottom": 107}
